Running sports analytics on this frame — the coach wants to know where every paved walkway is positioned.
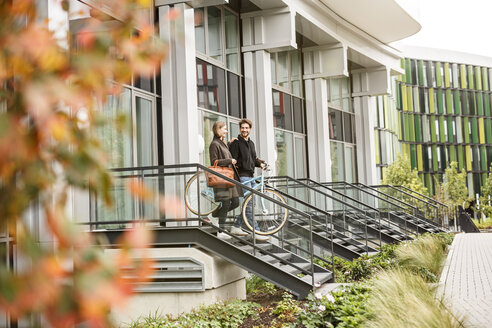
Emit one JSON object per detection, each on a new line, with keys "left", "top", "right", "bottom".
{"left": 439, "top": 233, "right": 492, "bottom": 328}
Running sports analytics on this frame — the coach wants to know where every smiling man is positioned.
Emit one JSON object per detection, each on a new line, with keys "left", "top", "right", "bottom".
{"left": 229, "top": 118, "right": 268, "bottom": 241}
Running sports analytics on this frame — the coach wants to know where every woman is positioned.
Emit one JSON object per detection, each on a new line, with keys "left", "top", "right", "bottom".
{"left": 209, "top": 121, "right": 243, "bottom": 232}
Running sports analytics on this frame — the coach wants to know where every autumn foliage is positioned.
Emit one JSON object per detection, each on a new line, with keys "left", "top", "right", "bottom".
{"left": 0, "top": 0, "right": 170, "bottom": 326}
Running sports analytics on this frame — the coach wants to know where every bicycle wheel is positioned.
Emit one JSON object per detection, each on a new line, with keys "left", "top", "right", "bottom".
{"left": 185, "top": 172, "right": 220, "bottom": 216}
{"left": 242, "top": 189, "right": 288, "bottom": 235}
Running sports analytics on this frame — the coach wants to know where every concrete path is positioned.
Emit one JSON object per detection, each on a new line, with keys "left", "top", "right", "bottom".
{"left": 439, "top": 233, "right": 492, "bottom": 328}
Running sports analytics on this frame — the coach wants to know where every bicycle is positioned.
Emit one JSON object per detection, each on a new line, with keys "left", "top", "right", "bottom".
{"left": 185, "top": 165, "right": 288, "bottom": 235}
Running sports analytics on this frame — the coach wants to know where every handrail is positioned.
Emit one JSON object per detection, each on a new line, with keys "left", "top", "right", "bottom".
{"left": 352, "top": 183, "right": 418, "bottom": 212}
{"left": 267, "top": 176, "right": 380, "bottom": 251}
{"left": 93, "top": 163, "right": 330, "bottom": 287}
{"left": 322, "top": 181, "right": 411, "bottom": 213}
{"left": 370, "top": 184, "right": 443, "bottom": 228}
{"left": 300, "top": 178, "right": 416, "bottom": 237}
{"left": 393, "top": 185, "right": 449, "bottom": 208}
{"left": 277, "top": 177, "right": 380, "bottom": 214}
{"left": 371, "top": 184, "right": 439, "bottom": 212}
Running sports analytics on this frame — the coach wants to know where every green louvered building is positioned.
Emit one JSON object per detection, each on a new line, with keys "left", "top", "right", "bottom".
{"left": 392, "top": 48, "right": 492, "bottom": 196}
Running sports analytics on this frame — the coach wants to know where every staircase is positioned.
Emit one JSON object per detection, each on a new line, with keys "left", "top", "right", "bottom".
{"left": 86, "top": 164, "right": 447, "bottom": 300}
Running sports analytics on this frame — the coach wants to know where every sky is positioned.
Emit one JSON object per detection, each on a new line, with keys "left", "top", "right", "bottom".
{"left": 390, "top": 0, "right": 492, "bottom": 58}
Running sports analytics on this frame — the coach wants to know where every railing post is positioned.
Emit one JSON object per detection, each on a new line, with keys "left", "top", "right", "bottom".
{"left": 139, "top": 170, "right": 145, "bottom": 220}
{"left": 309, "top": 214, "right": 314, "bottom": 288}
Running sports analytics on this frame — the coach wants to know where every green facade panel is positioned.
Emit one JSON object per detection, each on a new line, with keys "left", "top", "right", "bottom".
{"left": 471, "top": 117, "right": 478, "bottom": 144}
{"left": 481, "top": 147, "right": 487, "bottom": 171}
{"left": 475, "top": 66, "right": 482, "bottom": 90}
{"left": 415, "top": 115, "right": 422, "bottom": 142}
{"left": 454, "top": 90, "right": 461, "bottom": 114}
{"left": 397, "top": 58, "right": 492, "bottom": 197}
{"left": 418, "top": 60, "right": 425, "bottom": 87}
{"left": 439, "top": 116, "right": 445, "bottom": 143}
{"left": 483, "top": 67, "right": 489, "bottom": 91}
{"left": 436, "top": 89, "right": 444, "bottom": 114}
{"left": 435, "top": 62, "right": 442, "bottom": 87}
{"left": 447, "top": 117, "right": 454, "bottom": 143}
{"left": 430, "top": 114, "right": 437, "bottom": 142}
{"left": 457, "top": 145, "right": 464, "bottom": 171}
{"left": 486, "top": 118, "right": 492, "bottom": 143}
{"left": 449, "top": 145, "right": 456, "bottom": 163}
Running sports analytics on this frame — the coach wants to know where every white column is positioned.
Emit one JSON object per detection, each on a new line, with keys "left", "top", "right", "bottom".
{"left": 353, "top": 95, "right": 378, "bottom": 185}
{"left": 304, "top": 78, "right": 331, "bottom": 182}
{"left": 159, "top": 3, "right": 199, "bottom": 164}
{"left": 243, "top": 50, "right": 276, "bottom": 170}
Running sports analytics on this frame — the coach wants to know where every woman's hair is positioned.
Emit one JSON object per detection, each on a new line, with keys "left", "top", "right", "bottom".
{"left": 212, "top": 121, "right": 226, "bottom": 138}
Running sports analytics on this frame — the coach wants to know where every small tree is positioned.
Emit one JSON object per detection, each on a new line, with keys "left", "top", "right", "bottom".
{"left": 479, "top": 164, "right": 492, "bottom": 219}
{"left": 382, "top": 155, "right": 428, "bottom": 195}
{"left": 442, "top": 161, "right": 469, "bottom": 219}
{"left": 0, "top": 0, "right": 170, "bottom": 326}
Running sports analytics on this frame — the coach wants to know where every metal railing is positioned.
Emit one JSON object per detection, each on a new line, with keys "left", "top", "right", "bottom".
{"left": 298, "top": 179, "right": 416, "bottom": 239}
{"left": 83, "top": 163, "right": 333, "bottom": 287}
{"left": 370, "top": 184, "right": 442, "bottom": 227}
{"left": 392, "top": 185, "right": 450, "bottom": 228}
{"left": 268, "top": 176, "right": 382, "bottom": 252}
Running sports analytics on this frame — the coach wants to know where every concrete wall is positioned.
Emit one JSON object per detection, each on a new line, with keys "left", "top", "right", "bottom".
{"left": 109, "top": 247, "right": 248, "bottom": 324}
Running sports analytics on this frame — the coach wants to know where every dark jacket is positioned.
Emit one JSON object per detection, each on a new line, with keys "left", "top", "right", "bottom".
{"left": 209, "top": 136, "right": 242, "bottom": 201}
{"left": 229, "top": 135, "right": 262, "bottom": 177}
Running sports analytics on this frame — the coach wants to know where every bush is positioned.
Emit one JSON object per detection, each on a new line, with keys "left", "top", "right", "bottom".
{"left": 365, "top": 269, "right": 464, "bottom": 328}
{"left": 246, "top": 274, "right": 278, "bottom": 296}
{"left": 125, "top": 300, "right": 260, "bottom": 328}
{"left": 296, "top": 284, "right": 372, "bottom": 328}
{"left": 395, "top": 234, "right": 449, "bottom": 282}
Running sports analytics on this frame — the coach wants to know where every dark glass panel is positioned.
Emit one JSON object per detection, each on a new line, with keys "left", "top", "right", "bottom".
{"left": 293, "top": 96, "right": 304, "bottom": 133}
{"left": 227, "top": 71, "right": 241, "bottom": 118}
{"left": 328, "top": 108, "right": 343, "bottom": 141}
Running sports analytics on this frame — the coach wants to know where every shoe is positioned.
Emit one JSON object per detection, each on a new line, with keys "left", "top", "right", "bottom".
{"left": 217, "top": 232, "right": 232, "bottom": 240}
{"left": 230, "top": 226, "right": 248, "bottom": 236}
{"left": 208, "top": 214, "right": 219, "bottom": 227}
{"left": 253, "top": 234, "right": 269, "bottom": 242}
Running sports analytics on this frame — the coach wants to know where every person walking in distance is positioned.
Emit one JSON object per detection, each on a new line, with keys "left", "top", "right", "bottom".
{"left": 209, "top": 121, "right": 243, "bottom": 239}
{"left": 229, "top": 118, "right": 269, "bottom": 241}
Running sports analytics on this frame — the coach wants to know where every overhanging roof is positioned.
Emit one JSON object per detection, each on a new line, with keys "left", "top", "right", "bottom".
{"left": 318, "top": 0, "right": 421, "bottom": 43}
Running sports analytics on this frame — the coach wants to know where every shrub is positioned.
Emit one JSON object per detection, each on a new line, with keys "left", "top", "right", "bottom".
{"left": 125, "top": 299, "right": 259, "bottom": 328}
{"left": 395, "top": 234, "right": 448, "bottom": 281}
{"left": 365, "top": 269, "right": 464, "bottom": 328}
{"left": 246, "top": 274, "right": 278, "bottom": 296}
{"left": 296, "top": 284, "right": 372, "bottom": 328}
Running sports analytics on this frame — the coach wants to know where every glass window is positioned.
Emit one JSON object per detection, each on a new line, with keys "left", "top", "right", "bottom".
{"left": 341, "top": 78, "right": 350, "bottom": 111}
{"left": 330, "top": 141, "right": 345, "bottom": 182}
{"left": 290, "top": 50, "right": 301, "bottom": 97}
{"left": 277, "top": 52, "right": 289, "bottom": 90}
{"left": 227, "top": 71, "right": 241, "bottom": 118}
{"left": 344, "top": 146, "right": 356, "bottom": 183}
{"left": 207, "top": 7, "right": 222, "bottom": 62}
{"left": 330, "top": 79, "right": 341, "bottom": 108}
{"left": 99, "top": 88, "right": 133, "bottom": 168}
{"left": 275, "top": 130, "right": 294, "bottom": 176}
{"left": 270, "top": 55, "right": 277, "bottom": 85}
{"left": 328, "top": 109, "right": 343, "bottom": 141}
{"left": 136, "top": 97, "right": 154, "bottom": 166}
{"left": 196, "top": 59, "right": 227, "bottom": 114}
{"left": 343, "top": 112, "right": 353, "bottom": 143}
{"left": 272, "top": 91, "right": 293, "bottom": 130}
{"left": 293, "top": 96, "right": 304, "bottom": 133}
{"left": 294, "top": 137, "right": 306, "bottom": 178}
{"left": 194, "top": 8, "right": 205, "bottom": 54}
{"left": 224, "top": 9, "right": 239, "bottom": 72}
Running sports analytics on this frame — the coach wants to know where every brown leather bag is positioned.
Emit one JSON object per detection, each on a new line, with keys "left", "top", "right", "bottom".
{"left": 206, "top": 160, "right": 235, "bottom": 188}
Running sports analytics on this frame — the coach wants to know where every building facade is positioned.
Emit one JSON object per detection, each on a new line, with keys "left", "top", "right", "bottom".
{"left": 395, "top": 46, "right": 492, "bottom": 196}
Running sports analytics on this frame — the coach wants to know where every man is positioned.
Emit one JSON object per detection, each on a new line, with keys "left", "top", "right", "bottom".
{"left": 229, "top": 118, "right": 269, "bottom": 241}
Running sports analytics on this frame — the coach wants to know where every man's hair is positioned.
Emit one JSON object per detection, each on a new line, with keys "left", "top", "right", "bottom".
{"left": 212, "top": 121, "right": 226, "bottom": 138}
{"left": 239, "top": 118, "right": 253, "bottom": 128}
